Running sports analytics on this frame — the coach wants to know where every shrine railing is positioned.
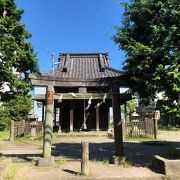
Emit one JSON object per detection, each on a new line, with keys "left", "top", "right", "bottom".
{"left": 124, "top": 119, "right": 157, "bottom": 138}
{"left": 11, "top": 120, "right": 43, "bottom": 138}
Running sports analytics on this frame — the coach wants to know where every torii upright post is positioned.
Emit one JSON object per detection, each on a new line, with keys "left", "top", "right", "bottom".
{"left": 43, "top": 85, "right": 54, "bottom": 158}
{"left": 38, "top": 85, "right": 55, "bottom": 167}
{"left": 111, "top": 85, "right": 124, "bottom": 164}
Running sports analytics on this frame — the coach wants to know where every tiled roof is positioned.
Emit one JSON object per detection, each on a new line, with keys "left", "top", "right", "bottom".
{"left": 42, "top": 53, "right": 123, "bottom": 80}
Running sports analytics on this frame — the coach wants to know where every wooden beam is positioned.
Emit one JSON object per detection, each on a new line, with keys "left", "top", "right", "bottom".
{"left": 34, "top": 93, "right": 131, "bottom": 101}
{"left": 29, "top": 74, "right": 111, "bottom": 87}
{"left": 34, "top": 93, "right": 111, "bottom": 100}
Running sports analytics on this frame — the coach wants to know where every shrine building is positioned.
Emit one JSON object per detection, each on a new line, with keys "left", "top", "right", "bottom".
{"left": 29, "top": 52, "right": 131, "bottom": 132}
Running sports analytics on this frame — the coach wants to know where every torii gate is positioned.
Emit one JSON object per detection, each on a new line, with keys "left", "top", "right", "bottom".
{"left": 29, "top": 74, "right": 124, "bottom": 166}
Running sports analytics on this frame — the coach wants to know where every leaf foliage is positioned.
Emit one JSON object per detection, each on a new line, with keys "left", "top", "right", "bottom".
{"left": 114, "top": 0, "right": 180, "bottom": 121}
{"left": 0, "top": 0, "right": 39, "bottom": 98}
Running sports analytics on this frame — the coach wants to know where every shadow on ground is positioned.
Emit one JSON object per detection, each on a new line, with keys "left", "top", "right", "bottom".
{"left": 1, "top": 140, "right": 180, "bottom": 168}
{"left": 52, "top": 141, "right": 180, "bottom": 167}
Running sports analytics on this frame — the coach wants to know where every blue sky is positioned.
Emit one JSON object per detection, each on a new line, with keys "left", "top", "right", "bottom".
{"left": 15, "top": 0, "right": 127, "bottom": 71}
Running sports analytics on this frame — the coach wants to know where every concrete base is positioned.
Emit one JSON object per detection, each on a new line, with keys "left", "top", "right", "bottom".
{"left": 37, "top": 157, "right": 55, "bottom": 167}
{"left": 109, "top": 155, "right": 126, "bottom": 165}
{"left": 152, "top": 155, "right": 180, "bottom": 177}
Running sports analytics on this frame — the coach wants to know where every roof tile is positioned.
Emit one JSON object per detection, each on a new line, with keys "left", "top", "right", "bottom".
{"left": 46, "top": 53, "right": 123, "bottom": 80}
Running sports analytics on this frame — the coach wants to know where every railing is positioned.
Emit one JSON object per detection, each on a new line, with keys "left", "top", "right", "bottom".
{"left": 124, "top": 119, "right": 157, "bottom": 138}
{"left": 11, "top": 120, "right": 43, "bottom": 138}
{"left": 11, "top": 119, "right": 157, "bottom": 139}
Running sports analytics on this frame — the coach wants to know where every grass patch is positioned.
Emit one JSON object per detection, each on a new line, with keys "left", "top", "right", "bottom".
{"left": 103, "top": 158, "right": 109, "bottom": 165}
{"left": 0, "top": 156, "right": 5, "bottom": 162}
{"left": 4, "top": 158, "right": 23, "bottom": 180}
{"left": 34, "top": 134, "right": 43, "bottom": 141}
{"left": 15, "top": 135, "right": 42, "bottom": 143}
{"left": 122, "top": 160, "right": 133, "bottom": 168}
{"left": 29, "top": 159, "right": 37, "bottom": 167}
{"left": 4, "top": 163, "right": 21, "bottom": 179}
{"left": 15, "top": 133, "right": 58, "bottom": 143}
{"left": 0, "top": 130, "right": 9, "bottom": 141}
{"left": 52, "top": 132, "right": 61, "bottom": 142}
{"left": 158, "top": 125, "right": 180, "bottom": 132}
{"left": 55, "top": 156, "right": 67, "bottom": 168}
{"left": 11, "top": 157, "right": 26, "bottom": 164}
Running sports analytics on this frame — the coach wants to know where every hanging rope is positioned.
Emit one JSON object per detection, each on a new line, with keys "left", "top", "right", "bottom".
{"left": 79, "top": 99, "right": 87, "bottom": 131}
{"left": 95, "top": 93, "right": 107, "bottom": 108}
{"left": 85, "top": 96, "right": 92, "bottom": 110}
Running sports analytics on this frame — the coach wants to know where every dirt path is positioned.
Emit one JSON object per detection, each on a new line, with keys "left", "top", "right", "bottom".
{"left": 14, "top": 160, "right": 164, "bottom": 180}
{"left": 158, "top": 130, "right": 180, "bottom": 141}
{"left": 0, "top": 130, "right": 179, "bottom": 180}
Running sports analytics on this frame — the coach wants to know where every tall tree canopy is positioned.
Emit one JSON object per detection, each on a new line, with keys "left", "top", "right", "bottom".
{"left": 114, "top": 0, "right": 180, "bottom": 122}
{"left": 0, "top": 95, "right": 32, "bottom": 129}
{"left": 0, "top": 0, "right": 39, "bottom": 99}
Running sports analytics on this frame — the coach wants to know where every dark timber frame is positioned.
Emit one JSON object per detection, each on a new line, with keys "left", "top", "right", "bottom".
{"left": 29, "top": 52, "right": 131, "bottom": 160}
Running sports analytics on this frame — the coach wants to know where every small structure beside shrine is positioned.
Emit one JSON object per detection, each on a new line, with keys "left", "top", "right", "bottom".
{"left": 29, "top": 52, "right": 131, "bottom": 165}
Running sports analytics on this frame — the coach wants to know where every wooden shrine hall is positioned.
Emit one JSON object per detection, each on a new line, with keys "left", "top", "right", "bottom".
{"left": 30, "top": 52, "right": 131, "bottom": 132}
{"left": 29, "top": 52, "right": 131, "bottom": 159}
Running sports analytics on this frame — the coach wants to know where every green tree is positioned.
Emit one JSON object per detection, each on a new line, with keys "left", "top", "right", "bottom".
{"left": 0, "top": 105, "right": 10, "bottom": 130}
{"left": 114, "top": 0, "right": 180, "bottom": 123}
{"left": 0, "top": 95, "right": 32, "bottom": 130}
{"left": 5, "top": 95, "right": 32, "bottom": 120}
{"left": 121, "top": 99, "right": 137, "bottom": 117}
{"left": 0, "top": 0, "right": 39, "bottom": 99}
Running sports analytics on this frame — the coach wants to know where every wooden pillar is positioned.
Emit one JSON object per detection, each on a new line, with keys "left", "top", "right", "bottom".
{"left": 10, "top": 120, "right": 15, "bottom": 141}
{"left": 124, "top": 102, "right": 127, "bottom": 122}
{"left": 22, "top": 120, "right": 25, "bottom": 135}
{"left": 107, "top": 107, "right": 110, "bottom": 130}
{"left": 58, "top": 107, "right": 61, "bottom": 132}
{"left": 96, "top": 106, "right": 100, "bottom": 131}
{"left": 81, "top": 141, "right": 89, "bottom": 175}
{"left": 54, "top": 108, "right": 57, "bottom": 127}
{"left": 70, "top": 108, "right": 74, "bottom": 132}
{"left": 112, "top": 85, "right": 123, "bottom": 157}
{"left": 43, "top": 85, "right": 54, "bottom": 158}
{"left": 154, "top": 119, "right": 158, "bottom": 139}
{"left": 42, "top": 102, "right": 45, "bottom": 123}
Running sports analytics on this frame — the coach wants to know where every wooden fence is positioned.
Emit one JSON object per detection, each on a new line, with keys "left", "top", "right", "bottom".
{"left": 124, "top": 119, "right": 158, "bottom": 138}
{"left": 11, "top": 120, "right": 43, "bottom": 138}
{"left": 10, "top": 119, "right": 157, "bottom": 140}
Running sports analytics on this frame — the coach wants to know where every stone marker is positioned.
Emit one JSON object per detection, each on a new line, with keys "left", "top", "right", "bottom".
{"left": 81, "top": 141, "right": 89, "bottom": 175}
{"left": 37, "top": 156, "right": 55, "bottom": 168}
